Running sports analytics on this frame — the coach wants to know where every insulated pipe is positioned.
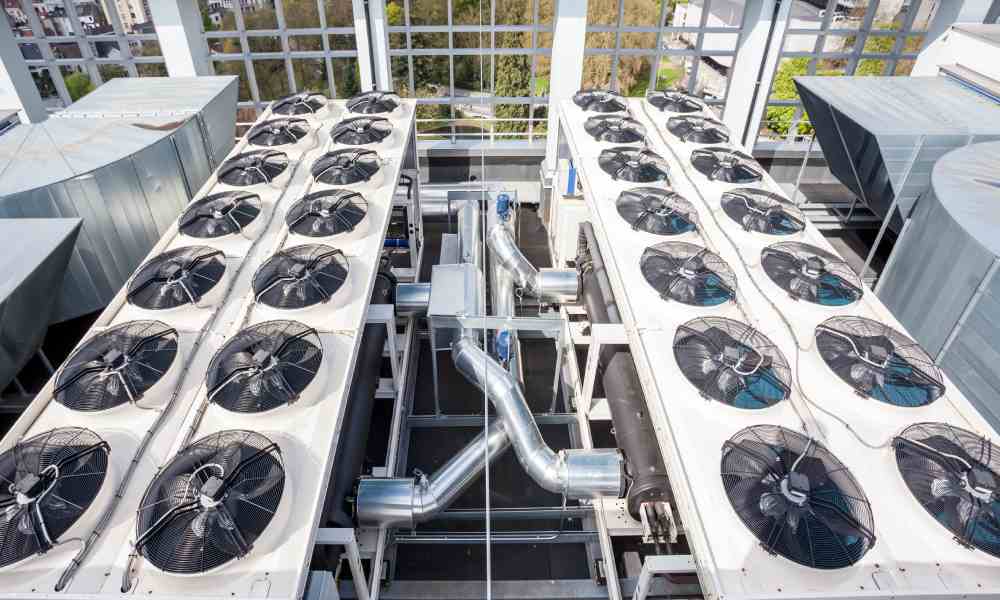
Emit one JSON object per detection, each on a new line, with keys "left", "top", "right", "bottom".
{"left": 356, "top": 420, "right": 511, "bottom": 528}
{"left": 487, "top": 224, "right": 578, "bottom": 303}
{"left": 577, "top": 223, "right": 673, "bottom": 519}
{"left": 452, "top": 335, "right": 625, "bottom": 498}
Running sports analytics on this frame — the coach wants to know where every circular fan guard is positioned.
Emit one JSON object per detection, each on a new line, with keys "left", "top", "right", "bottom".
{"left": 667, "top": 115, "right": 730, "bottom": 144}
{"left": 253, "top": 244, "right": 349, "bottom": 309}
{"left": 616, "top": 187, "right": 697, "bottom": 235}
{"left": 572, "top": 89, "right": 627, "bottom": 113}
{"left": 647, "top": 90, "right": 706, "bottom": 114}
{"left": 722, "top": 425, "right": 876, "bottom": 569}
{"left": 271, "top": 91, "right": 326, "bottom": 115}
{"left": 207, "top": 320, "right": 322, "bottom": 413}
{"left": 816, "top": 316, "right": 944, "bottom": 407}
{"left": 761, "top": 242, "right": 862, "bottom": 306}
{"left": 598, "top": 147, "right": 670, "bottom": 183}
{"left": 179, "top": 191, "right": 262, "bottom": 239}
{"left": 286, "top": 189, "right": 367, "bottom": 237}
{"left": 895, "top": 423, "right": 1000, "bottom": 557}
{"left": 127, "top": 246, "right": 226, "bottom": 310}
{"left": 0, "top": 427, "right": 109, "bottom": 569}
{"left": 135, "top": 430, "right": 284, "bottom": 574}
{"left": 640, "top": 242, "right": 736, "bottom": 306}
{"left": 721, "top": 188, "right": 805, "bottom": 236}
{"left": 311, "top": 149, "right": 381, "bottom": 185}
{"left": 55, "top": 320, "right": 178, "bottom": 411}
{"left": 218, "top": 150, "right": 289, "bottom": 186}
{"left": 347, "top": 90, "right": 401, "bottom": 114}
{"left": 690, "top": 147, "right": 763, "bottom": 183}
{"left": 247, "top": 118, "right": 310, "bottom": 147}
{"left": 673, "top": 316, "right": 791, "bottom": 409}
{"left": 330, "top": 116, "right": 392, "bottom": 145}
{"left": 584, "top": 115, "right": 646, "bottom": 143}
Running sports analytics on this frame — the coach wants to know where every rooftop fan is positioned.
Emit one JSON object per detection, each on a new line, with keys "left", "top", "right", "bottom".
{"left": 722, "top": 425, "right": 876, "bottom": 569}
{"left": 0, "top": 427, "right": 109, "bottom": 569}
{"left": 217, "top": 150, "right": 289, "bottom": 186}
{"left": 206, "top": 320, "right": 322, "bottom": 413}
{"left": 616, "top": 187, "right": 698, "bottom": 235}
{"left": 347, "top": 90, "right": 401, "bottom": 114}
{"left": 135, "top": 430, "right": 284, "bottom": 574}
{"left": 584, "top": 115, "right": 646, "bottom": 144}
{"left": 816, "top": 316, "right": 945, "bottom": 407}
{"left": 271, "top": 91, "right": 327, "bottom": 116}
{"left": 330, "top": 116, "right": 392, "bottom": 145}
{"left": 640, "top": 242, "right": 736, "bottom": 306}
{"left": 761, "top": 242, "right": 862, "bottom": 306}
{"left": 286, "top": 189, "right": 367, "bottom": 238}
{"left": 253, "top": 244, "right": 349, "bottom": 309}
{"left": 667, "top": 115, "right": 730, "bottom": 144}
{"left": 598, "top": 147, "right": 670, "bottom": 183}
{"left": 311, "top": 149, "right": 381, "bottom": 185}
{"left": 178, "top": 191, "right": 262, "bottom": 239}
{"left": 894, "top": 422, "right": 1000, "bottom": 558}
{"left": 673, "top": 316, "right": 791, "bottom": 409}
{"left": 690, "top": 147, "right": 763, "bottom": 183}
{"left": 247, "top": 118, "right": 310, "bottom": 147}
{"left": 721, "top": 188, "right": 805, "bottom": 236}
{"left": 573, "top": 89, "right": 627, "bottom": 113}
{"left": 54, "top": 320, "right": 178, "bottom": 411}
{"left": 127, "top": 246, "right": 226, "bottom": 311}
{"left": 647, "top": 90, "right": 706, "bottom": 114}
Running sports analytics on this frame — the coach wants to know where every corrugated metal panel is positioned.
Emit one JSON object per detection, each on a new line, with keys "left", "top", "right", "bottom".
{"left": 173, "top": 118, "right": 212, "bottom": 195}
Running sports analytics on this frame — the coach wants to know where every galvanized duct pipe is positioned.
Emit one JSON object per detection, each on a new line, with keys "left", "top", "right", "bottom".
{"left": 452, "top": 336, "right": 625, "bottom": 498}
{"left": 356, "top": 421, "right": 511, "bottom": 528}
{"left": 487, "top": 224, "right": 578, "bottom": 303}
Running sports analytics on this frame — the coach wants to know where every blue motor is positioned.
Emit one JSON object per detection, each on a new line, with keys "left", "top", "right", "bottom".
{"left": 383, "top": 238, "right": 408, "bottom": 248}
{"left": 496, "top": 193, "right": 511, "bottom": 222}
{"left": 495, "top": 329, "right": 512, "bottom": 364}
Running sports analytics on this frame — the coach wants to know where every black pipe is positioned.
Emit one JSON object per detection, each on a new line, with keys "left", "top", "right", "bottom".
{"left": 325, "top": 258, "right": 395, "bottom": 527}
{"left": 577, "top": 223, "right": 672, "bottom": 519}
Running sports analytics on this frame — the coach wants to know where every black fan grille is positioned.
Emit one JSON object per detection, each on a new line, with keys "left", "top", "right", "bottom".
{"left": 179, "top": 191, "right": 262, "bottom": 239}
{"left": 127, "top": 246, "right": 226, "bottom": 310}
{"left": 722, "top": 425, "right": 876, "bottom": 569}
{"left": 572, "top": 89, "right": 627, "bottom": 113}
{"left": 253, "top": 244, "right": 349, "bottom": 309}
{"left": 286, "top": 189, "right": 367, "bottom": 237}
{"left": 135, "top": 430, "right": 284, "bottom": 574}
{"left": 721, "top": 188, "right": 805, "bottom": 236}
{"left": 816, "top": 316, "right": 944, "bottom": 407}
{"left": 207, "top": 320, "right": 322, "bottom": 413}
{"left": 616, "top": 187, "right": 697, "bottom": 235}
{"left": 673, "top": 316, "right": 791, "bottom": 409}
{"left": 761, "top": 242, "right": 862, "bottom": 306}
{"left": 598, "top": 147, "right": 670, "bottom": 183}
{"left": 248, "top": 118, "right": 310, "bottom": 147}
{"left": 311, "top": 149, "right": 381, "bottom": 185}
{"left": 218, "top": 150, "right": 289, "bottom": 186}
{"left": 640, "top": 242, "right": 736, "bottom": 306}
{"left": 0, "top": 428, "right": 109, "bottom": 569}
{"left": 331, "top": 116, "right": 392, "bottom": 145}
{"left": 895, "top": 423, "right": 1000, "bottom": 557}
{"left": 271, "top": 92, "right": 326, "bottom": 115}
{"left": 55, "top": 320, "right": 178, "bottom": 411}
{"left": 666, "top": 116, "right": 730, "bottom": 144}
{"left": 584, "top": 115, "right": 646, "bottom": 143}
{"left": 647, "top": 90, "right": 705, "bottom": 114}
{"left": 347, "top": 91, "right": 401, "bottom": 114}
{"left": 690, "top": 147, "right": 763, "bottom": 183}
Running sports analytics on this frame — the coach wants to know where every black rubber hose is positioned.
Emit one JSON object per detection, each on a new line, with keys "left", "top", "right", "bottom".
{"left": 577, "top": 223, "right": 672, "bottom": 518}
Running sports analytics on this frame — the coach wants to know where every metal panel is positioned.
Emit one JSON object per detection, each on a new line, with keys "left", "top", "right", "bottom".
{"left": 132, "top": 137, "right": 191, "bottom": 234}
{"left": 173, "top": 118, "right": 212, "bottom": 195}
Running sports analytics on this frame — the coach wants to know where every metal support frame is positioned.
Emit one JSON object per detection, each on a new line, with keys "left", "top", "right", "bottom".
{"left": 366, "top": 303, "right": 400, "bottom": 394}
{"left": 0, "top": 14, "right": 47, "bottom": 122}
{"left": 315, "top": 528, "right": 372, "bottom": 600}
{"left": 631, "top": 555, "right": 697, "bottom": 600}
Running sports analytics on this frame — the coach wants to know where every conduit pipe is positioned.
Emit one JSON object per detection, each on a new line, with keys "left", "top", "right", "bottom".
{"left": 487, "top": 224, "right": 578, "bottom": 303}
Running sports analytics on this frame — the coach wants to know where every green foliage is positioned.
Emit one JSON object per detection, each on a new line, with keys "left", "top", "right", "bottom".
{"left": 764, "top": 58, "right": 837, "bottom": 137}
{"left": 65, "top": 72, "right": 94, "bottom": 102}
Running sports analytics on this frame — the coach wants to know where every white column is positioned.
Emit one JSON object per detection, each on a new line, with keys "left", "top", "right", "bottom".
{"left": 912, "top": 0, "right": 994, "bottom": 76}
{"left": 0, "top": 18, "right": 47, "bottom": 123}
{"left": 352, "top": 0, "right": 375, "bottom": 90}
{"left": 543, "top": 0, "right": 589, "bottom": 171}
{"left": 721, "top": 0, "right": 791, "bottom": 149}
{"left": 149, "top": 0, "right": 213, "bottom": 77}
{"left": 353, "top": 0, "right": 392, "bottom": 91}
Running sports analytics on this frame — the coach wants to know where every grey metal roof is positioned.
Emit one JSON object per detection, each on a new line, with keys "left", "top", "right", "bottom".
{"left": 932, "top": 140, "right": 1000, "bottom": 257}
{"left": 954, "top": 23, "right": 1000, "bottom": 47}
{"left": 56, "top": 76, "right": 236, "bottom": 118}
{"left": 0, "top": 218, "right": 81, "bottom": 302}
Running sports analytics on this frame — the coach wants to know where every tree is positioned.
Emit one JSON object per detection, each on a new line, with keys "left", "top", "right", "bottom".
{"left": 65, "top": 71, "right": 94, "bottom": 101}
{"left": 492, "top": 1, "right": 532, "bottom": 133}
{"left": 764, "top": 57, "right": 838, "bottom": 137}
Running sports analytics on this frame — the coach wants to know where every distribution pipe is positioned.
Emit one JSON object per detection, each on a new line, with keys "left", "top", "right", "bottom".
{"left": 487, "top": 224, "right": 578, "bottom": 303}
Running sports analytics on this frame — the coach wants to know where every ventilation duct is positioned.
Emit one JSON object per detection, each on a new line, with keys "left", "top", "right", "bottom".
{"left": 487, "top": 224, "right": 578, "bottom": 303}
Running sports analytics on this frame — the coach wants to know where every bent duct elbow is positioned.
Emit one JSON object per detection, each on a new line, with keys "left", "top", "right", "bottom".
{"left": 452, "top": 336, "right": 624, "bottom": 499}
{"left": 487, "top": 224, "right": 578, "bottom": 303}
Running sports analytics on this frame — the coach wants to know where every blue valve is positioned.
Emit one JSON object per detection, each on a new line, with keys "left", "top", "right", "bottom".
{"left": 383, "top": 238, "right": 409, "bottom": 248}
{"left": 495, "top": 329, "right": 512, "bottom": 364}
{"left": 496, "top": 193, "right": 512, "bottom": 222}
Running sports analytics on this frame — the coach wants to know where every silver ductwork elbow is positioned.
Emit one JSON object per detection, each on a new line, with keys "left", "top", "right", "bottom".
{"left": 395, "top": 282, "right": 432, "bottom": 316}
{"left": 357, "top": 420, "right": 511, "bottom": 528}
{"left": 452, "top": 336, "right": 625, "bottom": 498}
{"left": 487, "top": 224, "right": 578, "bottom": 303}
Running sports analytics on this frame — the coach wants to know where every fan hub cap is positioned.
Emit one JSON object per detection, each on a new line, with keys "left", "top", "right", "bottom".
{"left": 12, "top": 473, "right": 47, "bottom": 505}
{"left": 163, "top": 262, "right": 188, "bottom": 283}
{"left": 780, "top": 473, "right": 810, "bottom": 506}
{"left": 802, "top": 256, "right": 825, "bottom": 278}
{"left": 199, "top": 475, "right": 228, "bottom": 508}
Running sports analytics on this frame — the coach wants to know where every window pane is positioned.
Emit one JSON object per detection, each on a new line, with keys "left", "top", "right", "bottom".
{"left": 244, "top": 5, "right": 279, "bottom": 29}
{"left": 623, "top": 0, "right": 659, "bottom": 26}
{"left": 496, "top": 0, "right": 533, "bottom": 25}
{"left": 588, "top": 0, "right": 619, "bottom": 25}
{"left": 214, "top": 61, "right": 253, "bottom": 102}
{"left": 253, "top": 60, "right": 291, "bottom": 100}
{"left": 293, "top": 59, "right": 329, "bottom": 94}
{"left": 248, "top": 35, "right": 282, "bottom": 53}
{"left": 410, "top": 0, "right": 448, "bottom": 25}
{"left": 331, "top": 57, "right": 361, "bottom": 98}
{"left": 617, "top": 55, "right": 653, "bottom": 96}
{"left": 582, "top": 55, "right": 612, "bottom": 89}
{"left": 325, "top": 0, "right": 354, "bottom": 27}
{"left": 290, "top": 36, "right": 324, "bottom": 52}
{"left": 413, "top": 56, "right": 449, "bottom": 96}
{"left": 391, "top": 56, "right": 412, "bottom": 95}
